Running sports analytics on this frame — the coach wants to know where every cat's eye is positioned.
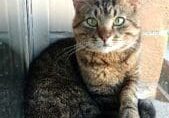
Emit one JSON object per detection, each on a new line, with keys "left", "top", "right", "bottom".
{"left": 86, "top": 18, "right": 98, "bottom": 27}
{"left": 113, "top": 17, "right": 125, "bottom": 26}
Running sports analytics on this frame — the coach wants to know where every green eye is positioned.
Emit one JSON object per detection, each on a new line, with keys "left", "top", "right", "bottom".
{"left": 114, "top": 17, "right": 125, "bottom": 26}
{"left": 86, "top": 18, "right": 98, "bottom": 27}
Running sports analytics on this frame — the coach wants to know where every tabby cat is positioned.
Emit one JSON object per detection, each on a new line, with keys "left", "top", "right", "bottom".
{"left": 24, "top": 0, "right": 156, "bottom": 118}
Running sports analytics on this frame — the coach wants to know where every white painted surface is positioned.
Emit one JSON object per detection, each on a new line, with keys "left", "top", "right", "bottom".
{"left": 49, "top": 0, "right": 75, "bottom": 32}
{"left": 26, "top": 0, "right": 75, "bottom": 59}
{"left": 31, "top": 0, "right": 50, "bottom": 57}
{"left": 0, "top": 0, "right": 8, "bottom": 32}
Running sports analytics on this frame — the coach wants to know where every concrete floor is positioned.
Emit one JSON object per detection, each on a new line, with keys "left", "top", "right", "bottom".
{"left": 152, "top": 100, "right": 169, "bottom": 118}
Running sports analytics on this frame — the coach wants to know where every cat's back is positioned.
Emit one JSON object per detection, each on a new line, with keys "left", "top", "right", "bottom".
{"left": 24, "top": 38, "right": 100, "bottom": 118}
{"left": 26, "top": 38, "right": 78, "bottom": 94}
{"left": 27, "top": 38, "right": 77, "bottom": 83}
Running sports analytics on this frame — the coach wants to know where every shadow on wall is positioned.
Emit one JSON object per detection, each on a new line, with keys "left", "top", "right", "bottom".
{"left": 0, "top": 42, "right": 24, "bottom": 118}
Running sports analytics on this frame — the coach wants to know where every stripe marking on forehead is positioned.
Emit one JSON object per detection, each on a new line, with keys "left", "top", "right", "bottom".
{"left": 95, "top": 0, "right": 116, "bottom": 15}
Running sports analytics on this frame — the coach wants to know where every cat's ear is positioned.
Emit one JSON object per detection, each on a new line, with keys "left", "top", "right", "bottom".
{"left": 72, "top": 0, "right": 88, "bottom": 12}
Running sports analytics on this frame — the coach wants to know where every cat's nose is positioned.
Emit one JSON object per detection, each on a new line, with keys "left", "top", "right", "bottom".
{"left": 97, "top": 27, "right": 113, "bottom": 43}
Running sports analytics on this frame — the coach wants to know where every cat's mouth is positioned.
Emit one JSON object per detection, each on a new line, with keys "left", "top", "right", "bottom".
{"left": 84, "top": 41, "right": 126, "bottom": 53}
{"left": 103, "top": 43, "right": 112, "bottom": 47}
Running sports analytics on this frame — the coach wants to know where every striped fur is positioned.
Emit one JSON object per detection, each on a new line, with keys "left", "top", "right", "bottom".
{"left": 73, "top": 0, "right": 155, "bottom": 118}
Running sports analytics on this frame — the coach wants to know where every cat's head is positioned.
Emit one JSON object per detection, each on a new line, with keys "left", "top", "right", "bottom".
{"left": 72, "top": 0, "right": 141, "bottom": 53}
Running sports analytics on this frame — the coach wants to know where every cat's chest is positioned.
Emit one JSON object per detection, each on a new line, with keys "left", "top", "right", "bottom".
{"left": 80, "top": 63, "right": 127, "bottom": 85}
{"left": 77, "top": 54, "right": 126, "bottom": 82}
{"left": 76, "top": 50, "right": 137, "bottom": 95}
{"left": 79, "top": 63, "right": 127, "bottom": 96}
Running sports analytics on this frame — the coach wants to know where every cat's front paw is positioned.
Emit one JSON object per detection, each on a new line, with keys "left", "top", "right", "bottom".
{"left": 138, "top": 99, "right": 156, "bottom": 118}
{"left": 120, "top": 108, "right": 140, "bottom": 118}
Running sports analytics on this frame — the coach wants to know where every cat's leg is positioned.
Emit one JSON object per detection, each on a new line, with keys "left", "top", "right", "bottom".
{"left": 78, "top": 102, "right": 101, "bottom": 118}
{"left": 119, "top": 68, "right": 140, "bottom": 118}
{"left": 119, "top": 82, "right": 140, "bottom": 118}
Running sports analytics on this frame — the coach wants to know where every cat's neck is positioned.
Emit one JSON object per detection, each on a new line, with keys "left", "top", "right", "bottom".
{"left": 76, "top": 47, "right": 139, "bottom": 67}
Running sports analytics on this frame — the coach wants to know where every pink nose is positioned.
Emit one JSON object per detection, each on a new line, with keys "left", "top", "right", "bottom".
{"left": 100, "top": 33, "right": 112, "bottom": 43}
{"left": 97, "top": 27, "right": 113, "bottom": 43}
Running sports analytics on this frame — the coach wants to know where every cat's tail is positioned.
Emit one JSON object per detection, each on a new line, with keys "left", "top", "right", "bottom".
{"left": 138, "top": 99, "right": 156, "bottom": 118}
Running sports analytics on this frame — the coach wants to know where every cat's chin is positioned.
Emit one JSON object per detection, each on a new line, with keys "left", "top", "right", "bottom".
{"left": 86, "top": 46, "right": 123, "bottom": 54}
{"left": 97, "top": 47, "right": 120, "bottom": 53}
{"left": 84, "top": 41, "right": 129, "bottom": 53}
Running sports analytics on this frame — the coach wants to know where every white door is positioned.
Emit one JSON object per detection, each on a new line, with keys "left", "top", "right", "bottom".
{"left": 27, "top": 0, "right": 74, "bottom": 61}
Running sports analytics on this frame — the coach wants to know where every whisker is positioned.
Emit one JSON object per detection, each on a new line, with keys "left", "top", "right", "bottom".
{"left": 58, "top": 41, "right": 89, "bottom": 56}
{"left": 111, "top": 41, "right": 125, "bottom": 43}
{"left": 63, "top": 45, "right": 76, "bottom": 50}
{"left": 65, "top": 45, "right": 88, "bottom": 62}
{"left": 56, "top": 47, "right": 76, "bottom": 62}
{"left": 111, "top": 40, "right": 125, "bottom": 42}
{"left": 56, "top": 41, "right": 91, "bottom": 62}
{"left": 62, "top": 42, "right": 83, "bottom": 51}
{"left": 65, "top": 42, "right": 92, "bottom": 61}
{"left": 60, "top": 44, "right": 83, "bottom": 56}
